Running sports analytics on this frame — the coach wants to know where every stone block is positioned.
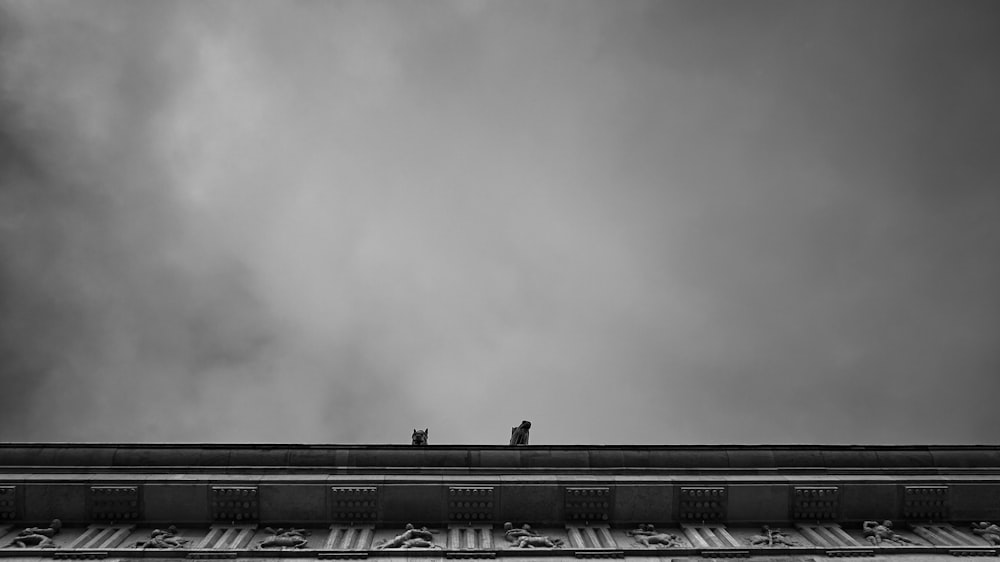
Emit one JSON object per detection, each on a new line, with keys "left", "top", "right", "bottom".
{"left": 950, "top": 483, "right": 1000, "bottom": 521}
{"left": 819, "top": 450, "right": 880, "bottom": 468}
{"left": 379, "top": 484, "right": 443, "bottom": 525}
{"left": 520, "top": 450, "right": 590, "bottom": 468}
{"left": 143, "top": 483, "right": 208, "bottom": 524}
{"left": 727, "top": 450, "right": 777, "bottom": 468}
{"left": 287, "top": 449, "right": 349, "bottom": 467}
{"left": 23, "top": 484, "right": 87, "bottom": 523}
{"left": 648, "top": 450, "right": 729, "bottom": 468}
{"left": 478, "top": 449, "right": 523, "bottom": 468}
{"left": 498, "top": 484, "right": 562, "bottom": 525}
{"left": 588, "top": 449, "right": 624, "bottom": 469}
{"left": 727, "top": 484, "right": 788, "bottom": 524}
{"left": 612, "top": 484, "right": 671, "bottom": 524}
{"left": 840, "top": 484, "right": 899, "bottom": 522}
{"left": 875, "top": 450, "right": 934, "bottom": 468}
{"left": 229, "top": 448, "right": 291, "bottom": 467}
{"left": 259, "top": 484, "right": 326, "bottom": 524}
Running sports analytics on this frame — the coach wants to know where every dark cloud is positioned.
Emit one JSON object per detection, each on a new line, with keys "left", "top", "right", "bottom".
{"left": 1, "top": 1, "right": 999, "bottom": 444}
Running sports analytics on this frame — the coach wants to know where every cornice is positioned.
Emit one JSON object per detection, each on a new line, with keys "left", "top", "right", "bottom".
{"left": 3, "top": 445, "right": 1000, "bottom": 473}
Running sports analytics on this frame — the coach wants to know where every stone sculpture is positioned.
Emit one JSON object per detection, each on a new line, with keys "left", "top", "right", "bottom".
{"left": 748, "top": 525, "right": 798, "bottom": 547}
{"left": 503, "top": 522, "right": 562, "bottom": 548}
{"left": 412, "top": 428, "right": 428, "bottom": 446}
{"left": 4, "top": 519, "right": 61, "bottom": 548}
{"left": 134, "top": 526, "right": 189, "bottom": 549}
{"left": 377, "top": 524, "right": 439, "bottom": 549}
{"left": 626, "top": 524, "right": 683, "bottom": 548}
{"left": 863, "top": 520, "right": 915, "bottom": 546}
{"left": 510, "top": 420, "right": 531, "bottom": 446}
{"left": 256, "top": 527, "right": 310, "bottom": 549}
{"left": 972, "top": 522, "right": 1000, "bottom": 545}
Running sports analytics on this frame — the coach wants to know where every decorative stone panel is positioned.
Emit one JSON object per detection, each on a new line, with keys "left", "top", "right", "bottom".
{"left": 792, "top": 486, "right": 840, "bottom": 521}
{"left": 911, "top": 524, "right": 979, "bottom": 547}
{"left": 210, "top": 486, "right": 259, "bottom": 522}
{"left": 448, "top": 487, "right": 495, "bottom": 522}
{"left": 0, "top": 486, "right": 17, "bottom": 521}
{"left": 195, "top": 524, "right": 257, "bottom": 549}
{"left": 681, "top": 524, "right": 741, "bottom": 548}
{"left": 330, "top": 487, "right": 378, "bottom": 522}
{"left": 566, "top": 524, "right": 617, "bottom": 549}
{"left": 565, "top": 487, "right": 612, "bottom": 522}
{"left": 89, "top": 486, "right": 140, "bottom": 521}
{"left": 795, "top": 523, "right": 865, "bottom": 547}
{"left": 903, "top": 486, "right": 950, "bottom": 521}
{"left": 447, "top": 525, "right": 494, "bottom": 549}
{"left": 325, "top": 525, "right": 375, "bottom": 550}
{"left": 679, "top": 487, "right": 727, "bottom": 522}
{"left": 67, "top": 524, "right": 135, "bottom": 549}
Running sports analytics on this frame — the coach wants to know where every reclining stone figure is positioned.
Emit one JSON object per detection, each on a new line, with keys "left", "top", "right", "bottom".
{"left": 503, "top": 522, "right": 561, "bottom": 548}
{"left": 134, "top": 526, "right": 189, "bottom": 549}
{"left": 748, "top": 525, "right": 798, "bottom": 547}
{"left": 626, "top": 524, "right": 683, "bottom": 548}
{"left": 863, "top": 520, "right": 915, "bottom": 546}
{"left": 256, "top": 527, "right": 310, "bottom": 549}
{"left": 972, "top": 522, "right": 1000, "bottom": 545}
{"left": 5, "top": 519, "right": 61, "bottom": 548}
{"left": 377, "top": 524, "right": 439, "bottom": 549}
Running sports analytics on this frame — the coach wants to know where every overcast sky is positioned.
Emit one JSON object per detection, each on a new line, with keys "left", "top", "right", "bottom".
{"left": 1, "top": 1, "right": 999, "bottom": 445}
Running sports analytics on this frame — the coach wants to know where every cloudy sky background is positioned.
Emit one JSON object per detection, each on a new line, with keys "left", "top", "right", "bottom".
{"left": 1, "top": 1, "right": 998, "bottom": 445}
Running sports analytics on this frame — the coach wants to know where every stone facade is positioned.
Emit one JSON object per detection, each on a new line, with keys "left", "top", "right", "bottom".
{"left": 2, "top": 445, "right": 1000, "bottom": 559}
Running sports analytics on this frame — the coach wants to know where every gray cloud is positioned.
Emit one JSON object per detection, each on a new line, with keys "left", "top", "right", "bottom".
{"left": 1, "top": 1, "right": 999, "bottom": 445}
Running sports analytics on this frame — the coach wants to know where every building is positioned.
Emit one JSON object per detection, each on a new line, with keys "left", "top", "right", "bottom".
{"left": 2, "top": 443, "right": 1000, "bottom": 559}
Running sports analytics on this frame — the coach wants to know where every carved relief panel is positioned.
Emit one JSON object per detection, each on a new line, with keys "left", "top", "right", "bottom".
{"left": 446, "top": 524, "right": 493, "bottom": 549}
{"left": 911, "top": 523, "right": 983, "bottom": 547}
{"left": 791, "top": 486, "right": 840, "bottom": 521}
{"left": 681, "top": 524, "right": 741, "bottom": 548}
{"left": 0, "top": 486, "right": 17, "bottom": 522}
{"left": 210, "top": 486, "right": 258, "bottom": 522}
{"left": 679, "top": 486, "right": 728, "bottom": 522}
{"left": 448, "top": 486, "right": 495, "bottom": 522}
{"left": 565, "top": 487, "right": 612, "bottom": 522}
{"left": 622, "top": 524, "right": 686, "bottom": 548}
{"left": 324, "top": 524, "right": 375, "bottom": 550}
{"left": 794, "top": 523, "right": 865, "bottom": 548}
{"left": 565, "top": 524, "right": 617, "bottom": 549}
{"left": 902, "top": 485, "right": 950, "bottom": 521}
{"left": 67, "top": 524, "right": 135, "bottom": 549}
{"left": 194, "top": 524, "right": 257, "bottom": 550}
{"left": 90, "top": 486, "right": 141, "bottom": 522}
{"left": 330, "top": 487, "right": 378, "bottom": 522}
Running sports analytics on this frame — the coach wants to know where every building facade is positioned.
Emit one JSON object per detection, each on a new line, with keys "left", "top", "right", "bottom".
{"left": 2, "top": 444, "right": 1000, "bottom": 559}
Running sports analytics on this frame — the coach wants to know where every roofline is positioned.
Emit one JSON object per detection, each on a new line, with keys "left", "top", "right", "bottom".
{"left": 3, "top": 444, "right": 1000, "bottom": 472}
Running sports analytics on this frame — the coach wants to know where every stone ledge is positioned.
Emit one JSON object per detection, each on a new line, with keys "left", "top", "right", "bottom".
{"left": 3, "top": 445, "right": 1000, "bottom": 472}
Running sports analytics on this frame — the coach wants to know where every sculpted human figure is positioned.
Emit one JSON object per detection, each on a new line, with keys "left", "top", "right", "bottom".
{"left": 503, "top": 522, "right": 561, "bottom": 548}
{"left": 863, "top": 520, "right": 915, "bottom": 546}
{"left": 626, "top": 524, "right": 683, "bottom": 548}
{"left": 377, "top": 524, "right": 439, "bottom": 549}
{"left": 504, "top": 522, "right": 538, "bottom": 542}
{"left": 5, "top": 519, "right": 61, "bottom": 548}
{"left": 510, "top": 420, "right": 531, "bottom": 446}
{"left": 748, "top": 525, "right": 798, "bottom": 547}
{"left": 972, "top": 522, "right": 1000, "bottom": 545}
{"left": 256, "top": 527, "right": 309, "bottom": 549}
{"left": 412, "top": 429, "right": 428, "bottom": 446}
{"left": 514, "top": 535, "right": 563, "bottom": 548}
{"left": 134, "top": 526, "right": 189, "bottom": 549}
